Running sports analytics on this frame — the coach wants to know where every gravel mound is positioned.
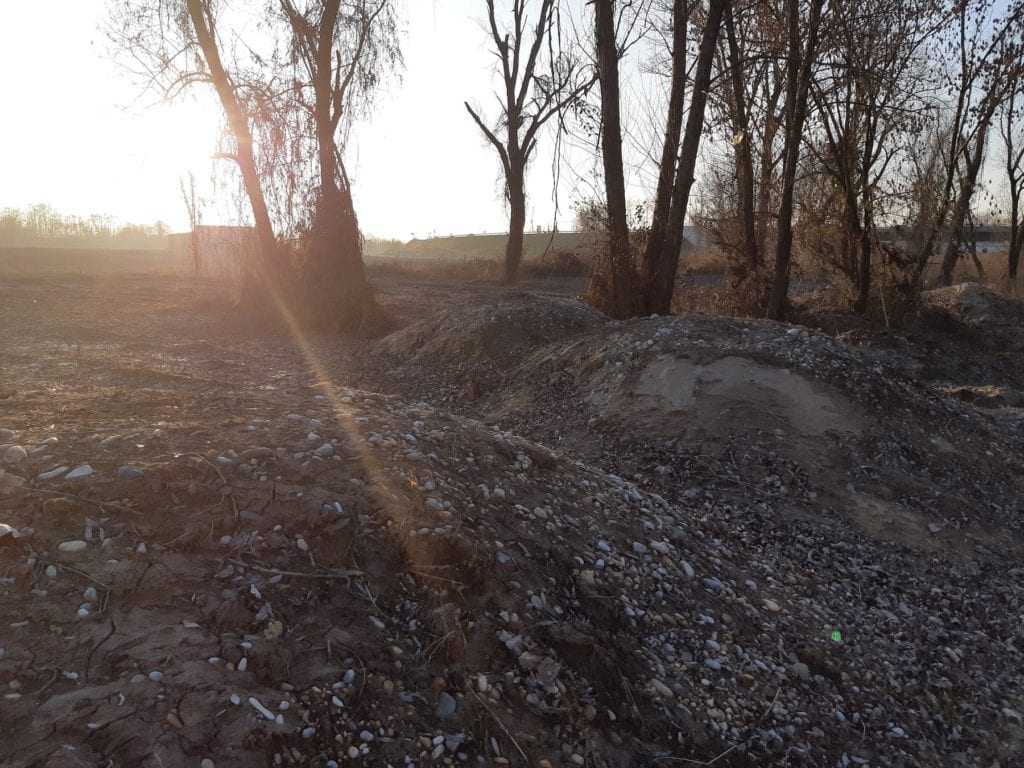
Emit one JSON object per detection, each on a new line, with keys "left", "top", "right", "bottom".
{"left": 2, "top": 385, "right": 1022, "bottom": 767}
{"left": 375, "top": 293, "right": 606, "bottom": 400}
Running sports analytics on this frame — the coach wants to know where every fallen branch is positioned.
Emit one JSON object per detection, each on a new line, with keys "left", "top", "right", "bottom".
{"left": 25, "top": 489, "right": 140, "bottom": 516}
{"left": 226, "top": 558, "right": 362, "bottom": 580}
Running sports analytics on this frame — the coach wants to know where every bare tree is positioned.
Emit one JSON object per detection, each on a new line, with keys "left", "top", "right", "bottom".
{"left": 640, "top": 0, "right": 727, "bottom": 315}
{"left": 279, "top": 0, "right": 400, "bottom": 331}
{"left": 810, "top": 0, "right": 938, "bottom": 312}
{"left": 587, "top": 0, "right": 640, "bottom": 318}
{"left": 466, "top": 0, "right": 593, "bottom": 284}
{"left": 110, "top": 0, "right": 287, "bottom": 314}
{"left": 588, "top": 0, "right": 725, "bottom": 318}
{"left": 916, "top": 0, "right": 1024, "bottom": 287}
{"left": 179, "top": 172, "right": 203, "bottom": 275}
{"left": 1000, "top": 76, "right": 1024, "bottom": 281}
{"left": 765, "top": 0, "right": 825, "bottom": 320}
{"left": 110, "top": 0, "right": 399, "bottom": 330}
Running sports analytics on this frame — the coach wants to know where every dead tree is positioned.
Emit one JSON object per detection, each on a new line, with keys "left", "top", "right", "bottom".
{"left": 466, "top": 0, "right": 593, "bottom": 284}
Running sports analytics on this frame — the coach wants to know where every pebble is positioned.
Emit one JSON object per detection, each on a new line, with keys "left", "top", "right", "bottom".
{"left": 117, "top": 466, "right": 144, "bottom": 480}
{"left": 347, "top": 746, "right": 360, "bottom": 759}
{"left": 359, "top": 730, "right": 374, "bottom": 742}
{"left": 2, "top": 445, "right": 27, "bottom": 464}
{"left": 314, "top": 443, "right": 335, "bottom": 458}
{"left": 37, "top": 466, "right": 69, "bottom": 481}
{"left": 763, "top": 599, "right": 782, "bottom": 613}
{"left": 148, "top": 671, "right": 163, "bottom": 682}
{"left": 229, "top": 694, "right": 241, "bottom": 705}
{"left": 45, "top": 565, "right": 58, "bottom": 577}
{"left": 436, "top": 691, "right": 457, "bottom": 718}
{"left": 702, "top": 577, "right": 723, "bottom": 593}
{"left": 201, "top": 760, "right": 215, "bottom": 768}
{"left": 301, "top": 726, "right": 316, "bottom": 738}
{"left": 65, "top": 465, "right": 95, "bottom": 481}
{"left": 83, "top": 586, "right": 98, "bottom": 603}
{"left": 248, "top": 696, "right": 276, "bottom": 721}
{"left": 58, "top": 540, "right": 88, "bottom": 554}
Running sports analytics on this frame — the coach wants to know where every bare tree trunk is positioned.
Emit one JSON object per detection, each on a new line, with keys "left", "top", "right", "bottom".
{"left": 766, "top": 0, "right": 823, "bottom": 321}
{"left": 642, "top": 0, "right": 727, "bottom": 315}
{"left": 856, "top": 201, "right": 873, "bottom": 313}
{"left": 185, "top": 0, "right": 280, "bottom": 311}
{"left": 295, "top": 0, "right": 375, "bottom": 332}
{"left": 587, "top": 0, "right": 637, "bottom": 318}
{"left": 724, "top": 3, "right": 759, "bottom": 279}
{"left": 939, "top": 124, "right": 989, "bottom": 286}
{"left": 505, "top": 167, "right": 527, "bottom": 284}
{"left": 1010, "top": 189, "right": 1022, "bottom": 280}
{"left": 642, "top": 0, "right": 689, "bottom": 292}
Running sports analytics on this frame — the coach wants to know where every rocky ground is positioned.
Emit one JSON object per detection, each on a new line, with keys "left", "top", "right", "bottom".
{"left": 0, "top": 274, "right": 1022, "bottom": 768}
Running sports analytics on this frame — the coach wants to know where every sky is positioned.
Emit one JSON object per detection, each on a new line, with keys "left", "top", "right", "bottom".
{"left": 0, "top": 1, "right": 597, "bottom": 240}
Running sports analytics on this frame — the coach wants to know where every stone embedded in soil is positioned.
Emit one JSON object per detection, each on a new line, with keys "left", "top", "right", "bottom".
{"left": 65, "top": 465, "right": 95, "bottom": 480}
{"left": 117, "top": 466, "right": 144, "bottom": 480}
{"left": 37, "top": 465, "right": 69, "bottom": 480}
{"left": 436, "top": 692, "right": 457, "bottom": 719}
{"left": 314, "top": 442, "right": 335, "bottom": 458}
{"left": 57, "top": 540, "right": 88, "bottom": 554}
{"left": 2, "top": 445, "right": 27, "bottom": 464}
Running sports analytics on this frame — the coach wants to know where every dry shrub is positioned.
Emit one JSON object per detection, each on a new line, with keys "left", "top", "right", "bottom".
{"left": 522, "top": 249, "right": 591, "bottom": 278}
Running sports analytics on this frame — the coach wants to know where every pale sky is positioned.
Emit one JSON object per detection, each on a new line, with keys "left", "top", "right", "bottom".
{"left": 0, "top": 1, "right": 599, "bottom": 240}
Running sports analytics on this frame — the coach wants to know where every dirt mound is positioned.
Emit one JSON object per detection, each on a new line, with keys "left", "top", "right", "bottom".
{"left": 921, "top": 281, "right": 1024, "bottom": 327}
{"left": 375, "top": 293, "right": 605, "bottom": 401}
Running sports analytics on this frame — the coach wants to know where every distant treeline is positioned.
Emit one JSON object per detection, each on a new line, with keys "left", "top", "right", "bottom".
{"left": 0, "top": 204, "right": 170, "bottom": 250}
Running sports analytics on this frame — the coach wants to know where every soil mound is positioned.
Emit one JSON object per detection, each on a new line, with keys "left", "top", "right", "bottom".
{"left": 375, "top": 294, "right": 606, "bottom": 401}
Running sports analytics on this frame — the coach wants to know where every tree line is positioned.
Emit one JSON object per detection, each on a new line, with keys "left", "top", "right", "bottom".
{"left": 108, "top": 0, "right": 1024, "bottom": 330}
{"left": 0, "top": 204, "right": 170, "bottom": 250}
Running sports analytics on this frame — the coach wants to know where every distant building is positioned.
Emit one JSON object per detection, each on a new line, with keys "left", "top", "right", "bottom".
{"left": 167, "top": 225, "right": 257, "bottom": 279}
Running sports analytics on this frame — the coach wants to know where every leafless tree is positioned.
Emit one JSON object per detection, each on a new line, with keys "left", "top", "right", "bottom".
{"left": 765, "top": 0, "right": 825, "bottom": 320}
{"left": 999, "top": 71, "right": 1024, "bottom": 281}
{"left": 920, "top": 0, "right": 1024, "bottom": 287}
{"left": 180, "top": 172, "right": 203, "bottom": 275}
{"left": 279, "top": 0, "right": 401, "bottom": 331}
{"left": 587, "top": 0, "right": 640, "bottom": 318}
{"left": 640, "top": 0, "right": 727, "bottom": 315}
{"left": 588, "top": 0, "right": 725, "bottom": 318}
{"left": 110, "top": 0, "right": 399, "bottom": 330}
{"left": 809, "top": 0, "right": 939, "bottom": 311}
{"left": 467, "top": 0, "right": 594, "bottom": 284}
